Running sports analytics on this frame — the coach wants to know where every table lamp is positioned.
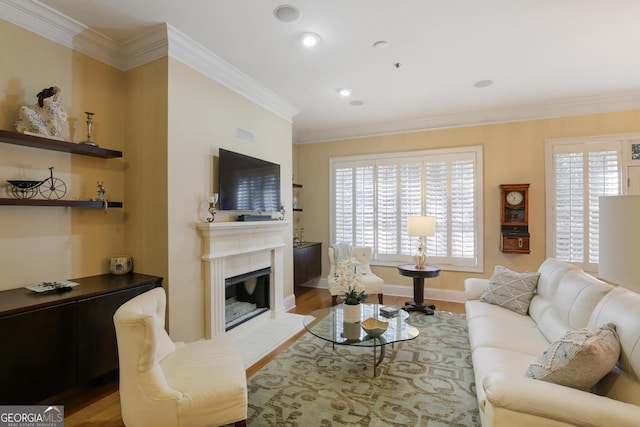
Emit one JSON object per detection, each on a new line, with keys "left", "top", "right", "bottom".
{"left": 408, "top": 216, "right": 435, "bottom": 269}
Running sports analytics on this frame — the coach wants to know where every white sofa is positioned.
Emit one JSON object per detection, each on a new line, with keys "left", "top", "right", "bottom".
{"left": 465, "top": 258, "right": 640, "bottom": 427}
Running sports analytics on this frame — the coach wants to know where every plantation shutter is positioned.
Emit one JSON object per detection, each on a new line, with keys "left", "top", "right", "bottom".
{"left": 588, "top": 149, "right": 621, "bottom": 263}
{"left": 331, "top": 146, "right": 482, "bottom": 272}
{"left": 551, "top": 142, "right": 621, "bottom": 269}
{"left": 400, "top": 161, "right": 423, "bottom": 257}
{"left": 425, "top": 153, "right": 477, "bottom": 266}
{"left": 333, "top": 161, "right": 374, "bottom": 247}
{"left": 376, "top": 158, "right": 422, "bottom": 260}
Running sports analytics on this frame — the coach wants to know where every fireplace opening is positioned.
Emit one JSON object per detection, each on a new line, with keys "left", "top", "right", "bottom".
{"left": 225, "top": 267, "right": 270, "bottom": 331}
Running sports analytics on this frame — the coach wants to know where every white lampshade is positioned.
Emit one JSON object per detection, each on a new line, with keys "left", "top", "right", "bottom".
{"left": 408, "top": 216, "right": 435, "bottom": 237}
{"left": 599, "top": 195, "right": 640, "bottom": 292}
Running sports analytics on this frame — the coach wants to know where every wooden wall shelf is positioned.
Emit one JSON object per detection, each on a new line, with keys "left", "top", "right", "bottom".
{"left": 0, "top": 129, "right": 122, "bottom": 158}
{"left": 0, "top": 198, "right": 122, "bottom": 208}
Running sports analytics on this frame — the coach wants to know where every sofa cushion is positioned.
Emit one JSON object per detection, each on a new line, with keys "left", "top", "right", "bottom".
{"left": 535, "top": 269, "right": 613, "bottom": 343}
{"left": 471, "top": 347, "right": 540, "bottom": 411}
{"left": 466, "top": 304, "right": 551, "bottom": 356}
{"left": 528, "top": 258, "right": 577, "bottom": 326}
{"left": 588, "top": 286, "right": 640, "bottom": 383}
{"left": 534, "top": 258, "right": 578, "bottom": 301}
{"left": 525, "top": 322, "right": 620, "bottom": 391}
{"left": 480, "top": 266, "right": 540, "bottom": 315}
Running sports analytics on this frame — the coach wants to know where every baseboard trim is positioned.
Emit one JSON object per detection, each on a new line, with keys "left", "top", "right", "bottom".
{"left": 283, "top": 293, "right": 297, "bottom": 312}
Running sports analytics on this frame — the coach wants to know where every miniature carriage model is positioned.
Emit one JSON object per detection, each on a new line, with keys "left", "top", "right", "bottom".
{"left": 8, "top": 167, "right": 67, "bottom": 200}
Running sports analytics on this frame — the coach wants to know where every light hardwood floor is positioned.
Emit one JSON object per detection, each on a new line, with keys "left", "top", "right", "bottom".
{"left": 60, "top": 287, "right": 465, "bottom": 426}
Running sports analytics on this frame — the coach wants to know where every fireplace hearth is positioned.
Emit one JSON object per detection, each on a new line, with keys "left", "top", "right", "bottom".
{"left": 225, "top": 267, "right": 270, "bottom": 331}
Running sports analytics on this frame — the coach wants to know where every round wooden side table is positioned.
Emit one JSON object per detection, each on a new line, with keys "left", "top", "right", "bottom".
{"left": 397, "top": 263, "right": 441, "bottom": 315}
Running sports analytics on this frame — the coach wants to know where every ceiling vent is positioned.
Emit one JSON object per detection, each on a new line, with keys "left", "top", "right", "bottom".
{"left": 273, "top": 5, "right": 301, "bottom": 23}
{"left": 236, "top": 127, "right": 255, "bottom": 144}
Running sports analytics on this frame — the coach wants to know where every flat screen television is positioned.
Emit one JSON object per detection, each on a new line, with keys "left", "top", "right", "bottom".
{"left": 219, "top": 148, "right": 281, "bottom": 212}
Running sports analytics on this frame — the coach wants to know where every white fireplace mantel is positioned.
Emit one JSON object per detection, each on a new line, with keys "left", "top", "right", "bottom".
{"left": 197, "top": 220, "right": 290, "bottom": 338}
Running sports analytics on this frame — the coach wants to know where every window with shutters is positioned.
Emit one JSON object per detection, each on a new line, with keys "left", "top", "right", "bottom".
{"left": 330, "top": 146, "right": 483, "bottom": 272}
{"left": 545, "top": 136, "right": 627, "bottom": 272}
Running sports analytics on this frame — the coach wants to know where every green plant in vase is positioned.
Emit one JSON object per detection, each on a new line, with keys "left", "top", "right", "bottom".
{"left": 334, "top": 257, "right": 367, "bottom": 305}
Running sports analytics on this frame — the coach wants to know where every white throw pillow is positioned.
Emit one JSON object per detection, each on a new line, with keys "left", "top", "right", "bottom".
{"left": 525, "top": 322, "right": 620, "bottom": 391}
{"left": 479, "top": 265, "right": 540, "bottom": 315}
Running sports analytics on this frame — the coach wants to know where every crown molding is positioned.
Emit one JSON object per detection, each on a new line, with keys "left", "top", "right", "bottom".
{"left": 119, "top": 25, "right": 168, "bottom": 71}
{"left": 0, "top": 0, "right": 123, "bottom": 69}
{"left": 295, "top": 90, "right": 640, "bottom": 144}
{"left": 0, "top": 1, "right": 298, "bottom": 122}
{"left": 165, "top": 24, "right": 299, "bottom": 122}
{"left": 3, "top": 0, "right": 635, "bottom": 137}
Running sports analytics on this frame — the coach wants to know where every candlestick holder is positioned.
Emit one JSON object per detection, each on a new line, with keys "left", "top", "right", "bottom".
{"left": 206, "top": 193, "right": 219, "bottom": 222}
{"left": 80, "top": 111, "right": 98, "bottom": 147}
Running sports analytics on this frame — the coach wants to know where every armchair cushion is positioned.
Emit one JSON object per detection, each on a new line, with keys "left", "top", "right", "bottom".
{"left": 327, "top": 246, "right": 384, "bottom": 298}
{"left": 114, "top": 288, "right": 247, "bottom": 427}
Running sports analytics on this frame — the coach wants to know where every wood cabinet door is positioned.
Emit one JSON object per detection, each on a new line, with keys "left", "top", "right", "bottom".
{"left": 293, "top": 246, "right": 310, "bottom": 286}
{"left": 308, "top": 243, "right": 322, "bottom": 278}
{"left": 0, "top": 302, "right": 76, "bottom": 404}
{"left": 76, "top": 283, "right": 156, "bottom": 383}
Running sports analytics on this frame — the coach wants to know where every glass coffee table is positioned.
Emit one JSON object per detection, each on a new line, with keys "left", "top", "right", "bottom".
{"left": 303, "top": 303, "right": 419, "bottom": 377}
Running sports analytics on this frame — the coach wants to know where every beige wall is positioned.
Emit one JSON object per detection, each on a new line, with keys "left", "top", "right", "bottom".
{"left": 0, "top": 20, "right": 294, "bottom": 344}
{"left": 123, "top": 58, "right": 169, "bottom": 296}
{"left": 0, "top": 20, "right": 126, "bottom": 289}
{"left": 165, "top": 59, "right": 293, "bottom": 341}
{"left": 295, "top": 110, "right": 640, "bottom": 294}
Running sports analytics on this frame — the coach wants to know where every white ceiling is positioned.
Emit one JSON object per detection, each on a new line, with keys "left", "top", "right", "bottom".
{"left": 20, "top": 1, "right": 640, "bottom": 142}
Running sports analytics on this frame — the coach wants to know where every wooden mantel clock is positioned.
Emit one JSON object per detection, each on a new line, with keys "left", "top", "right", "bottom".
{"left": 500, "top": 184, "right": 530, "bottom": 254}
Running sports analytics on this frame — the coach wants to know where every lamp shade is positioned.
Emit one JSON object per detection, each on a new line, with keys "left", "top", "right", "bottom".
{"left": 408, "top": 216, "right": 435, "bottom": 237}
{"left": 598, "top": 195, "right": 640, "bottom": 292}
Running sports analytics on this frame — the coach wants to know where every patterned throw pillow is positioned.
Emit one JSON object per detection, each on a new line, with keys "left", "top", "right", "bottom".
{"left": 525, "top": 323, "right": 620, "bottom": 391}
{"left": 479, "top": 265, "right": 540, "bottom": 315}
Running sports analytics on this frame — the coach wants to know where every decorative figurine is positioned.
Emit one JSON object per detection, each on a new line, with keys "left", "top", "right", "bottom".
{"left": 97, "top": 181, "right": 106, "bottom": 201}
{"left": 80, "top": 111, "right": 98, "bottom": 147}
{"left": 15, "top": 86, "right": 67, "bottom": 139}
{"left": 7, "top": 166, "right": 67, "bottom": 200}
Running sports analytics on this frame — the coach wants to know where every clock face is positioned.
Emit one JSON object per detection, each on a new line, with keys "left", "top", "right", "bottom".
{"left": 506, "top": 191, "right": 524, "bottom": 206}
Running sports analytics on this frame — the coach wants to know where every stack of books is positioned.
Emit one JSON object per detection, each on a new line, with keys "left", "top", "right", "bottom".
{"left": 379, "top": 305, "right": 400, "bottom": 317}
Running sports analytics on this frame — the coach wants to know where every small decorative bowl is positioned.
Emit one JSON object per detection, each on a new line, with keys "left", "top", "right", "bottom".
{"left": 360, "top": 317, "right": 389, "bottom": 337}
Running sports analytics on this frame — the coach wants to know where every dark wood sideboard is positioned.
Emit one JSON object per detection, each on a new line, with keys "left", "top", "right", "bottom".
{"left": 0, "top": 273, "right": 162, "bottom": 404}
{"left": 293, "top": 242, "right": 322, "bottom": 287}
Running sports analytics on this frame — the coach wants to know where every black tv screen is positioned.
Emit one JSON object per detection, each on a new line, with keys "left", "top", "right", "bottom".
{"left": 219, "top": 149, "right": 281, "bottom": 212}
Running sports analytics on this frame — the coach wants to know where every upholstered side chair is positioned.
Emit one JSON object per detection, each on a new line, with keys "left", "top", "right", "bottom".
{"left": 113, "top": 287, "right": 247, "bottom": 427}
{"left": 328, "top": 245, "right": 384, "bottom": 306}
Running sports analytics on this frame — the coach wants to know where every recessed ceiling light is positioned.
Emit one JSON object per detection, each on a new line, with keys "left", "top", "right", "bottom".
{"left": 474, "top": 79, "right": 493, "bottom": 88}
{"left": 299, "top": 32, "right": 321, "bottom": 47}
{"left": 350, "top": 100, "right": 364, "bottom": 106}
{"left": 273, "top": 5, "right": 301, "bottom": 23}
{"left": 338, "top": 88, "right": 352, "bottom": 97}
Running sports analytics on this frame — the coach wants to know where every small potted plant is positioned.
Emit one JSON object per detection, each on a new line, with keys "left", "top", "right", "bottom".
{"left": 335, "top": 257, "right": 367, "bottom": 322}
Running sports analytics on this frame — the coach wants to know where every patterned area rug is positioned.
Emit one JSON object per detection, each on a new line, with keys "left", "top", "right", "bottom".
{"left": 247, "top": 310, "right": 480, "bottom": 426}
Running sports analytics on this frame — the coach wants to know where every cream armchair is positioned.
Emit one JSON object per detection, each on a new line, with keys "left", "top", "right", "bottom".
{"left": 113, "top": 288, "right": 247, "bottom": 427}
{"left": 328, "top": 246, "right": 384, "bottom": 306}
